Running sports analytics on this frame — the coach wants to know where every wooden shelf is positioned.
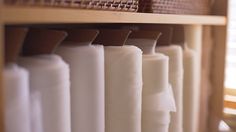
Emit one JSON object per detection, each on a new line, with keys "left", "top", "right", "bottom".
{"left": 1, "top": 5, "right": 227, "bottom": 25}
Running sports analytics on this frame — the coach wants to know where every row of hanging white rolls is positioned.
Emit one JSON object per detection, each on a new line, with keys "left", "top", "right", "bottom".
{"left": 164, "top": 25, "right": 198, "bottom": 132}
{"left": 155, "top": 26, "right": 184, "bottom": 132}
{"left": 139, "top": 25, "right": 184, "bottom": 132}
{"left": 155, "top": 25, "right": 198, "bottom": 132}
{"left": 157, "top": 46, "right": 184, "bottom": 132}
{"left": 4, "top": 28, "right": 71, "bottom": 132}
{"left": 93, "top": 29, "right": 143, "bottom": 132}
{"left": 125, "top": 30, "right": 176, "bottom": 132}
{"left": 176, "top": 32, "right": 198, "bottom": 132}
{"left": 138, "top": 25, "right": 199, "bottom": 132}
{"left": 3, "top": 26, "right": 200, "bottom": 132}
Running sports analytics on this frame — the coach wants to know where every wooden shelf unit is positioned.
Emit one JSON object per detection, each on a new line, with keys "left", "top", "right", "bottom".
{"left": 0, "top": 2, "right": 228, "bottom": 132}
{"left": 1, "top": 5, "right": 227, "bottom": 25}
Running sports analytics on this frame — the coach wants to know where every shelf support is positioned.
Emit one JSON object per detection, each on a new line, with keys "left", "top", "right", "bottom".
{"left": 0, "top": 4, "right": 5, "bottom": 132}
{"left": 209, "top": 25, "right": 227, "bottom": 132}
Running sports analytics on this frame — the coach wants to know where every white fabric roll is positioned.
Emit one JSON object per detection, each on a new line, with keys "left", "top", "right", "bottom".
{"left": 56, "top": 45, "right": 105, "bottom": 132}
{"left": 156, "top": 45, "right": 184, "bottom": 132}
{"left": 142, "top": 53, "right": 176, "bottom": 132}
{"left": 142, "top": 111, "right": 170, "bottom": 132}
{"left": 3, "top": 64, "right": 31, "bottom": 132}
{"left": 105, "top": 46, "right": 142, "bottom": 132}
{"left": 18, "top": 55, "right": 71, "bottom": 132}
{"left": 183, "top": 49, "right": 198, "bottom": 132}
{"left": 30, "top": 92, "right": 43, "bottom": 132}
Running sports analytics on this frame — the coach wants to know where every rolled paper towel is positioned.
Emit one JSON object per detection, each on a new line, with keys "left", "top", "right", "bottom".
{"left": 105, "top": 46, "right": 142, "bottom": 132}
{"left": 142, "top": 53, "right": 176, "bottom": 132}
{"left": 56, "top": 44, "right": 105, "bottom": 132}
{"left": 3, "top": 64, "right": 31, "bottom": 132}
{"left": 18, "top": 55, "right": 71, "bottom": 132}
{"left": 183, "top": 49, "right": 198, "bottom": 132}
{"left": 156, "top": 45, "right": 184, "bottom": 132}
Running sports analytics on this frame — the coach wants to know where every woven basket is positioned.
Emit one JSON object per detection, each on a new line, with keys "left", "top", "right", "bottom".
{"left": 138, "top": 0, "right": 211, "bottom": 14}
{"left": 5, "top": 0, "right": 139, "bottom": 12}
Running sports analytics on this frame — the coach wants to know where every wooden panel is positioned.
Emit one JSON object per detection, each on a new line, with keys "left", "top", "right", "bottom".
{"left": 209, "top": 0, "right": 228, "bottom": 131}
{"left": 212, "top": 0, "right": 228, "bottom": 15}
{"left": 209, "top": 26, "right": 227, "bottom": 132}
{"left": 225, "top": 101, "right": 236, "bottom": 109}
{"left": 0, "top": 3, "right": 5, "bottom": 132}
{"left": 1, "top": 5, "right": 227, "bottom": 25}
{"left": 199, "top": 26, "right": 213, "bottom": 132}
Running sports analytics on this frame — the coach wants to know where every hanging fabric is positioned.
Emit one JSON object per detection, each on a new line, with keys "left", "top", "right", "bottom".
{"left": 157, "top": 45, "right": 184, "bottom": 132}
{"left": 56, "top": 29, "right": 105, "bottom": 132}
{"left": 19, "top": 55, "right": 71, "bottom": 132}
{"left": 183, "top": 48, "right": 198, "bottom": 132}
{"left": 4, "top": 27, "right": 31, "bottom": 132}
{"left": 4, "top": 64, "right": 31, "bottom": 132}
{"left": 19, "top": 29, "right": 71, "bottom": 132}
{"left": 94, "top": 29, "right": 143, "bottom": 132}
{"left": 30, "top": 92, "right": 43, "bottom": 132}
{"left": 126, "top": 30, "right": 176, "bottom": 132}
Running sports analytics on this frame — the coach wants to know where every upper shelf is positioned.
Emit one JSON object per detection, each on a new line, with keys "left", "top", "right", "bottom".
{"left": 1, "top": 5, "right": 227, "bottom": 25}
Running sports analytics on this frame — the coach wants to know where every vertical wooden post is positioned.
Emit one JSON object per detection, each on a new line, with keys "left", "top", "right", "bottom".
{"left": 0, "top": 3, "right": 5, "bottom": 132}
{"left": 0, "top": 25, "right": 4, "bottom": 132}
{"left": 209, "top": 26, "right": 227, "bottom": 132}
{"left": 199, "top": 26, "right": 214, "bottom": 132}
{"left": 209, "top": 0, "right": 228, "bottom": 131}
{"left": 184, "top": 25, "right": 203, "bottom": 132}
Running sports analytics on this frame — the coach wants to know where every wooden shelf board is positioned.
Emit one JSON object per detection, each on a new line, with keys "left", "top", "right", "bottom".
{"left": 1, "top": 5, "right": 227, "bottom": 25}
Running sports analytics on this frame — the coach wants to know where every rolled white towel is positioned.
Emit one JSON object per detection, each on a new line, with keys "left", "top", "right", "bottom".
{"left": 30, "top": 92, "right": 43, "bottom": 132}
{"left": 56, "top": 44, "right": 105, "bottom": 132}
{"left": 19, "top": 55, "right": 71, "bottom": 132}
{"left": 105, "top": 45, "right": 143, "bottom": 132}
{"left": 183, "top": 49, "right": 198, "bottom": 132}
{"left": 156, "top": 45, "right": 184, "bottom": 132}
{"left": 142, "top": 53, "right": 176, "bottom": 132}
{"left": 3, "top": 64, "right": 31, "bottom": 132}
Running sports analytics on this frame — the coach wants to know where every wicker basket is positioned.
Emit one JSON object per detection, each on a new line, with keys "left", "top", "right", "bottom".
{"left": 138, "top": 0, "right": 211, "bottom": 14}
{"left": 4, "top": 0, "right": 139, "bottom": 12}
